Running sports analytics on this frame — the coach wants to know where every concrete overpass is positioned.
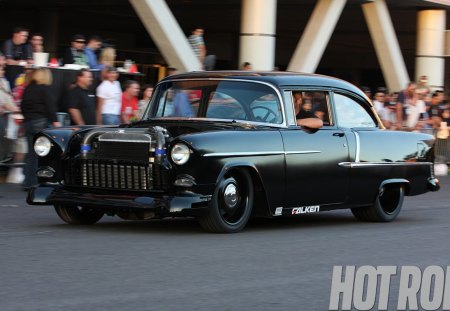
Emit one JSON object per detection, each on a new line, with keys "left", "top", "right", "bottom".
{"left": 0, "top": 0, "right": 449, "bottom": 92}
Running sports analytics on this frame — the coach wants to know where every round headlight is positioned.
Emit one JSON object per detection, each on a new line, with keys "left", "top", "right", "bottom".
{"left": 34, "top": 136, "right": 52, "bottom": 157}
{"left": 170, "top": 143, "right": 190, "bottom": 165}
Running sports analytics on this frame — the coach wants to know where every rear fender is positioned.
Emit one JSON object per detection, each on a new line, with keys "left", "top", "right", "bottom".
{"left": 379, "top": 179, "right": 410, "bottom": 195}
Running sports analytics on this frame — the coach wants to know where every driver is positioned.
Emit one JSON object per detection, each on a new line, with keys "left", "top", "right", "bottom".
{"left": 293, "top": 91, "right": 323, "bottom": 129}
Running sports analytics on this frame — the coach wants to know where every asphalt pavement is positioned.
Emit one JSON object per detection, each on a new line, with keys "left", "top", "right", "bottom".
{"left": 0, "top": 177, "right": 449, "bottom": 311}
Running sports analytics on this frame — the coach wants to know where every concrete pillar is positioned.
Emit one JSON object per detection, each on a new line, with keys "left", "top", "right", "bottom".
{"left": 362, "top": 0, "right": 410, "bottom": 92}
{"left": 287, "top": 0, "right": 346, "bottom": 73}
{"left": 416, "top": 10, "right": 446, "bottom": 91}
{"left": 239, "top": 0, "right": 277, "bottom": 71}
{"left": 129, "top": 0, "right": 200, "bottom": 73}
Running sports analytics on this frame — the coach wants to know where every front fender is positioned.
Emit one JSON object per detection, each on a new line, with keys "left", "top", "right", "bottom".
{"left": 216, "top": 162, "right": 272, "bottom": 217}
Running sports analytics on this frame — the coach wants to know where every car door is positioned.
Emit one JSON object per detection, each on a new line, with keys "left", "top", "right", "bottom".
{"left": 281, "top": 90, "right": 350, "bottom": 209}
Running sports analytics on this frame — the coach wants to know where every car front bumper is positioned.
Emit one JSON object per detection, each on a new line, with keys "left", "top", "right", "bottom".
{"left": 27, "top": 185, "right": 212, "bottom": 217}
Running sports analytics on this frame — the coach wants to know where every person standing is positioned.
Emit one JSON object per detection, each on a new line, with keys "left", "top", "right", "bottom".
{"left": 416, "top": 75, "right": 431, "bottom": 96}
{"left": 99, "top": 47, "right": 116, "bottom": 80}
{"left": 0, "top": 65, "right": 20, "bottom": 162}
{"left": 96, "top": 66, "right": 121, "bottom": 125}
{"left": 0, "top": 52, "right": 6, "bottom": 68}
{"left": 99, "top": 47, "right": 116, "bottom": 67}
{"left": 373, "top": 89, "right": 391, "bottom": 129}
{"left": 405, "top": 89, "right": 427, "bottom": 130}
{"left": 396, "top": 82, "right": 416, "bottom": 129}
{"left": 188, "top": 28, "right": 206, "bottom": 69}
{"left": 67, "top": 69, "right": 96, "bottom": 125}
{"left": 21, "top": 68, "right": 60, "bottom": 189}
{"left": 138, "top": 84, "right": 154, "bottom": 118}
{"left": 85, "top": 35, "right": 104, "bottom": 70}
{"left": 121, "top": 80, "right": 140, "bottom": 123}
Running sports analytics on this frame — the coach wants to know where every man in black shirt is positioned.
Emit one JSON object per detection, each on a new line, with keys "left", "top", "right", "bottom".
{"left": 2, "top": 27, "right": 33, "bottom": 65}
{"left": 67, "top": 69, "right": 96, "bottom": 125}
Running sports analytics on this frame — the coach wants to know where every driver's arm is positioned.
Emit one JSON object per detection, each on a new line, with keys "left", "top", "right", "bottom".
{"left": 296, "top": 109, "right": 323, "bottom": 129}
{"left": 297, "top": 117, "right": 323, "bottom": 129}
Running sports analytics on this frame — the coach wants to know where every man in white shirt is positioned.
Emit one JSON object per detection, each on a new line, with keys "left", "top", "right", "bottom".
{"left": 96, "top": 66, "right": 122, "bottom": 125}
{"left": 373, "top": 90, "right": 392, "bottom": 128}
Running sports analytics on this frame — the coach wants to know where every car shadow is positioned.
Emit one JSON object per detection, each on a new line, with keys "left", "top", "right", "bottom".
{"left": 36, "top": 210, "right": 388, "bottom": 235}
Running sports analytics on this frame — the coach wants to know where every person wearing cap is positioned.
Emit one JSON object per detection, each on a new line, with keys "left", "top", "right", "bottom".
{"left": 96, "top": 66, "right": 121, "bottom": 125}
{"left": 62, "top": 34, "right": 88, "bottom": 66}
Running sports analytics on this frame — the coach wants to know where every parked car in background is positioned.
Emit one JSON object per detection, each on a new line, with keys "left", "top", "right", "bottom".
{"left": 27, "top": 71, "right": 440, "bottom": 233}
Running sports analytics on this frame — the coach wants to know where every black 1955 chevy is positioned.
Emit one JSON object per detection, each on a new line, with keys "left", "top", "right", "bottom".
{"left": 27, "top": 71, "right": 440, "bottom": 233}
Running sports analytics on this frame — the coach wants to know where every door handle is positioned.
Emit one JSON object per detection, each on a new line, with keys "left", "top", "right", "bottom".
{"left": 333, "top": 132, "right": 345, "bottom": 137}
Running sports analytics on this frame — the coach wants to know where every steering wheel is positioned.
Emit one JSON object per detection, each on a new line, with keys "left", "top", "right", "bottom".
{"left": 251, "top": 106, "right": 278, "bottom": 123}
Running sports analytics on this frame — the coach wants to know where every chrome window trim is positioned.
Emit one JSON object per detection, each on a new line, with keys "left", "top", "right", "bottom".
{"left": 285, "top": 89, "right": 334, "bottom": 127}
{"left": 149, "top": 78, "right": 287, "bottom": 127}
{"left": 354, "top": 131, "right": 361, "bottom": 162}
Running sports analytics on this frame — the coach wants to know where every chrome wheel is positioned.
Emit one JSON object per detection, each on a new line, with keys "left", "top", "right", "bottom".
{"left": 199, "top": 170, "right": 254, "bottom": 233}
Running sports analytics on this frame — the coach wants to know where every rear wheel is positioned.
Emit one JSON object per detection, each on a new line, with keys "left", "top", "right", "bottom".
{"left": 199, "top": 170, "right": 254, "bottom": 233}
{"left": 351, "top": 184, "right": 404, "bottom": 222}
{"left": 54, "top": 204, "right": 104, "bottom": 225}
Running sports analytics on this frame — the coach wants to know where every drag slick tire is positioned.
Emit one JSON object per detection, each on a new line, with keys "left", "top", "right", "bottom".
{"left": 351, "top": 184, "right": 404, "bottom": 222}
{"left": 54, "top": 204, "right": 104, "bottom": 225}
{"left": 199, "top": 170, "right": 254, "bottom": 233}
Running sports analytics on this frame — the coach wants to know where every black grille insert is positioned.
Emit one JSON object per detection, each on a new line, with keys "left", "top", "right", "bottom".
{"left": 64, "top": 158, "right": 157, "bottom": 190}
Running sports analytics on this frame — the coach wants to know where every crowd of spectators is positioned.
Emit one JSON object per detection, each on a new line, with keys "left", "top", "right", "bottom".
{"left": 0, "top": 27, "right": 153, "bottom": 186}
{"left": 1, "top": 25, "right": 449, "bottom": 187}
{"left": 362, "top": 76, "right": 449, "bottom": 133}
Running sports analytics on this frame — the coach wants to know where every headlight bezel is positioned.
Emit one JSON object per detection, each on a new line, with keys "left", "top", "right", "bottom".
{"left": 34, "top": 136, "right": 52, "bottom": 157}
{"left": 170, "top": 143, "right": 191, "bottom": 165}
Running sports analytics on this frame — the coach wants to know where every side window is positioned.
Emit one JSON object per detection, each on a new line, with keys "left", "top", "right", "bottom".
{"left": 334, "top": 93, "right": 376, "bottom": 128}
{"left": 292, "top": 91, "right": 332, "bottom": 126}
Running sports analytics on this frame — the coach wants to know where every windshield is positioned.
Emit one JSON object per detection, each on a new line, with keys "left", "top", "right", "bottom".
{"left": 143, "top": 80, "right": 283, "bottom": 124}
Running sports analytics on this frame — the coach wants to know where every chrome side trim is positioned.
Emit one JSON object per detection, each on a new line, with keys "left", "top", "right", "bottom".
{"left": 354, "top": 131, "right": 360, "bottom": 162}
{"left": 338, "top": 162, "right": 433, "bottom": 168}
{"left": 203, "top": 150, "right": 321, "bottom": 157}
{"left": 284, "top": 151, "right": 321, "bottom": 155}
{"left": 203, "top": 151, "right": 284, "bottom": 157}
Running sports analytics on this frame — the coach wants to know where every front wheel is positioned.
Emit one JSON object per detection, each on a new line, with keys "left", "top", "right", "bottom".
{"left": 54, "top": 204, "right": 104, "bottom": 225}
{"left": 351, "top": 184, "right": 404, "bottom": 222}
{"left": 198, "top": 170, "right": 254, "bottom": 233}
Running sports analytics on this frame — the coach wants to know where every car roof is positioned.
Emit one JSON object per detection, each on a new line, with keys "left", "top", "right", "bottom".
{"left": 162, "top": 71, "right": 368, "bottom": 100}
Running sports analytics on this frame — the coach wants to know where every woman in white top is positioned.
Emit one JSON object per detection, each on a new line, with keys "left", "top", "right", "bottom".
{"left": 405, "top": 90, "right": 427, "bottom": 130}
{"left": 96, "top": 66, "right": 122, "bottom": 125}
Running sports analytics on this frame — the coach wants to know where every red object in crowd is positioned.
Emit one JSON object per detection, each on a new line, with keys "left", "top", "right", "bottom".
{"left": 129, "top": 64, "right": 138, "bottom": 73}
{"left": 49, "top": 58, "right": 59, "bottom": 67}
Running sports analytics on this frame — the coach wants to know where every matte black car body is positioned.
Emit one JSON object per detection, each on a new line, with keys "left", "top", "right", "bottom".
{"left": 27, "top": 71, "right": 440, "bottom": 233}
